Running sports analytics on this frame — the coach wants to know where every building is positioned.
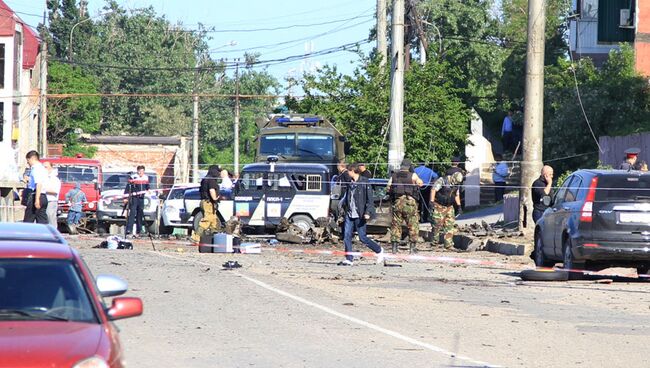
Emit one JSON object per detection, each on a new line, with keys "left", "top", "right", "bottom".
{"left": 79, "top": 135, "right": 190, "bottom": 188}
{"left": 0, "top": 1, "right": 43, "bottom": 222}
{"left": 569, "top": 0, "right": 650, "bottom": 75}
{"left": 0, "top": 0, "right": 42, "bottom": 176}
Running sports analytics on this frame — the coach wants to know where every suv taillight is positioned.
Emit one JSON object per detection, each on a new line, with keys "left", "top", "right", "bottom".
{"left": 580, "top": 177, "right": 599, "bottom": 222}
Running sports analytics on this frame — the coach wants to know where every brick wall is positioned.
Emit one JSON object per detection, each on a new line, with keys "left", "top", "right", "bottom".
{"left": 636, "top": 1, "right": 650, "bottom": 76}
{"left": 91, "top": 144, "right": 181, "bottom": 188}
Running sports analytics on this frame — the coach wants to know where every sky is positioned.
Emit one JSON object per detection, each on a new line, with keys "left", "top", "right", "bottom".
{"left": 10, "top": 0, "right": 376, "bottom": 92}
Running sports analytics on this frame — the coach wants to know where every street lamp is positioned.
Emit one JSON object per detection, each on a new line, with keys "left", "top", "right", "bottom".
{"left": 69, "top": 10, "right": 115, "bottom": 61}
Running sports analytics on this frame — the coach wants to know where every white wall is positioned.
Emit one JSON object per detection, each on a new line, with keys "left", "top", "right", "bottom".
{"left": 569, "top": 0, "right": 620, "bottom": 56}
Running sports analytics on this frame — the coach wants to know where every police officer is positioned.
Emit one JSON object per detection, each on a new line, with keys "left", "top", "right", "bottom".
{"left": 618, "top": 148, "right": 645, "bottom": 170}
{"left": 191, "top": 165, "right": 222, "bottom": 243}
{"left": 388, "top": 159, "right": 423, "bottom": 254}
{"left": 430, "top": 171, "right": 463, "bottom": 250}
{"left": 124, "top": 165, "right": 150, "bottom": 237}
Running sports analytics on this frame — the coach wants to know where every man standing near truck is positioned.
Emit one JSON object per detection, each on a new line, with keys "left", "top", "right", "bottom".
{"left": 23, "top": 150, "right": 48, "bottom": 224}
{"left": 124, "top": 165, "right": 150, "bottom": 237}
{"left": 42, "top": 161, "right": 62, "bottom": 228}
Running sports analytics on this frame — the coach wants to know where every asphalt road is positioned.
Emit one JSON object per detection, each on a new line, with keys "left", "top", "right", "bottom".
{"left": 72, "top": 236, "right": 650, "bottom": 368}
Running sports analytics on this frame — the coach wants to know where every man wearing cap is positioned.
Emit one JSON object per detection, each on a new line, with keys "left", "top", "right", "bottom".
{"left": 618, "top": 148, "right": 644, "bottom": 170}
{"left": 430, "top": 171, "right": 464, "bottom": 250}
{"left": 387, "top": 159, "right": 424, "bottom": 254}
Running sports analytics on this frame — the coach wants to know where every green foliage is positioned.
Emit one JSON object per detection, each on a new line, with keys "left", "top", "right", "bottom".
{"left": 287, "top": 56, "right": 470, "bottom": 176}
{"left": 543, "top": 45, "right": 650, "bottom": 174}
{"left": 47, "top": 61, "right": 101, "bottom": 152}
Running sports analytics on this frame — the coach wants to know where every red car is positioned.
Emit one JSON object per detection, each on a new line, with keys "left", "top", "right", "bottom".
{"left": 0, "top": 223, "right": 142, "bottom": 368}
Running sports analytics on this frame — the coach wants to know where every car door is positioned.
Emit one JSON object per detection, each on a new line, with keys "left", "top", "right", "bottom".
{"left": 551, "top": 176, "right": 574, "bottom": 257}
{"left": 540, "top": 176, "right": 571, "bottom": 258}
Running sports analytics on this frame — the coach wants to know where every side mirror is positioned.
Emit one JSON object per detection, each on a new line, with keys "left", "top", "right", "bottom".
{"left": 96, "top": 274, "right": 129, "bottom": 297}
{"left": 344, "top": 141, "right": 352, "bottom": 155}
{"left": 107, "top": 297, "right": 143, "bottom": 321}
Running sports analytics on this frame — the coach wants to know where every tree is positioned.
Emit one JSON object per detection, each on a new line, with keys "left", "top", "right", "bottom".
{"left": 286, "top": 56, "right": 470, "bottom": 176}
{"left": 47, "top": 61, "right": 101, "bottom": 156}
{"left": 543, "top": 45, "right": 650, "bottom": 174}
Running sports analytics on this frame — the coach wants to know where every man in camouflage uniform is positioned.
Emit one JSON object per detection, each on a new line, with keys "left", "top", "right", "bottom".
{"left": 430, "top": 171, "right": 463, "bottom": 250}
{"left": 388, "top": 159, "right": 423, "bottom": 254}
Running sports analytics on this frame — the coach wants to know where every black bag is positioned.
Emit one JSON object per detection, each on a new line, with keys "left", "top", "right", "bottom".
{"left": 20, "top": 188, "right": 32, "bottom": 206}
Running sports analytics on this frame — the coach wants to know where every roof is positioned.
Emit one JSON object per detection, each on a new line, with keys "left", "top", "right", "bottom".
{"left": 0, "top": 223, "right": 71, "bottom": 259}
{"left": 0, "top": 0, "right": 41, "bottom": 69}
{"left": 242, "top": 162, "right": 330, "bottom": 174}
{"left": 576, "top": 169, "right": 650, "bottom": 177}
{"left": 42, "top": 157, "right": 102, "bottom": 166}
{"left": 82, "top": 135, "right": 186, "bottom": 146}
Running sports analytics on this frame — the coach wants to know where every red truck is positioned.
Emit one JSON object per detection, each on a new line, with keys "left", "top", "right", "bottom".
{"left": 41, "top": 155, "right": 103, "bottom": 226}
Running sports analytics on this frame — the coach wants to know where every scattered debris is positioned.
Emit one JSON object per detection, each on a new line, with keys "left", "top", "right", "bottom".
{"left": 222, "top": 261, "right": 242, "bottom": 270}
{"left": 96, "top": 236, "right": 133, "bottom": 250}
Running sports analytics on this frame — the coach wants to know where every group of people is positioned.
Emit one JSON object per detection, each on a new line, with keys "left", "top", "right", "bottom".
{"left": 22, "top": 150, "right": 86, "bottom": 228}
{"left": 334, "top": 158, "right": 465, "bottom": 266}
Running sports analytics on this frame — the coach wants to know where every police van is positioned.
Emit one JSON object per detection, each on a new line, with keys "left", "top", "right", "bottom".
{"left": 198, "top": 160, "right": 331, "bottom": 232}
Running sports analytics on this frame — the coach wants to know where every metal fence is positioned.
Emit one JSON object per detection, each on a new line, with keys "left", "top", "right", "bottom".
{"left": 599, "top": 132, "right": 650, "bottom": 167}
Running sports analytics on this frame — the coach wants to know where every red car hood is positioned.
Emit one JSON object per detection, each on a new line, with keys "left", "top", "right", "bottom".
{"left": 0, "top": 321, "right": 103, "bottom": 367}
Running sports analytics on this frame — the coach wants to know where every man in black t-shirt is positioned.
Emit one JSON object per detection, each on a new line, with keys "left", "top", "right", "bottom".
{"left": 191, "top": 165, "right": 222, "bottom": 243}
{"left": 531, "top": 165, "right": 554, "bottom": 224}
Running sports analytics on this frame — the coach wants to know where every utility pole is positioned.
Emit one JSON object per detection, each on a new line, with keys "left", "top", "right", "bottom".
{"left": 519, "top": 0, "right": 546, "bottom": 232}
{"left": 192, "top": 65, "right": 200, "bottom": 183}
{"left": 377, "top": 0, "right": 388, "bottom": 69}
{"left": 408, "top": 0, "right": 428, "bottom": 64}
{"left": 388, "top": 0, "right": 405, "bottom": 171}
{"left": 39, "top": 41, "right": 47, "bottom": 154}
{"left": 234, "top": 60, "right": 240, "bottom": 176}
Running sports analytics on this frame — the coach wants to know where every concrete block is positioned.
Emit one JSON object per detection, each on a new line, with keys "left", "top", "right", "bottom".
{"left": 453, "top": 234, "right": 481, "bottom": 252}
{"left": 503, "top": 194, "right": 519, "bottom": 226}
{"left": 485, "top": 238, "right": 526, "bottom": 256}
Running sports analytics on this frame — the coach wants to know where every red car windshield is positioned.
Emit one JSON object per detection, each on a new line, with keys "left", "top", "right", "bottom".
{"left": 56, "top": 165, "right": 99, "bottom": 184}
{"left": 0, "top": 259, "right": 98, "bottom": 323}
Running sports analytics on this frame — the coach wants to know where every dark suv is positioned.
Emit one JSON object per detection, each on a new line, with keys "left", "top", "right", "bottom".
{"left": 534, "top": 170, "right": 650, "bottom": 274}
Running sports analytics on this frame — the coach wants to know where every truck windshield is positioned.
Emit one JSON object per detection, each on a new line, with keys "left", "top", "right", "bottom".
{"left": 57, "top": 166, "right": 99, "bottom": 184}
{"left": 260, "top": 134, "right": 334, "bottom": 159}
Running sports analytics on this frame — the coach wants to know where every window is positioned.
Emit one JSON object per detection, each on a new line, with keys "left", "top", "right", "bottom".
{"left": 596, "top": 175, "right": 650, "bottom": 201}
{"left": 554, "top": 176, "right": 573, "bottom": 206}
{"left": 565, "top": 177, "right": 582, "bottom": 202}
{"left": 184, "top": 188, "right": 200, "bottom": 200}
{"left": 0, "top": 259, "right": 97, "bottom": 323}
{"left": 305, "top": 175, "right": 322, "bottom": 191}
{"left": 267, "top": 173, "right": 292, "bottom": 192}
{"left": 259, "top": 133, "right": 334, "bottom": 159}
{"left": 0, "top": 44, "right": 5, "bottom": 89}
{"left": 239, "top": 172, "right": 264, "bottom": 191}
{"left": 597, "top": 0, "right": 634, "bottom": 43}
{"left": 57, "top": 165, "right": 99, "bottom": 184}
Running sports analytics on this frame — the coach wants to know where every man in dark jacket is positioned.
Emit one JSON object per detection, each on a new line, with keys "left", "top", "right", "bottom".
{"left": 337, "top": 163, "right": 384, "bottom": 266}
{"left": 124, "top": 165, "right": 150, "bottom": 237}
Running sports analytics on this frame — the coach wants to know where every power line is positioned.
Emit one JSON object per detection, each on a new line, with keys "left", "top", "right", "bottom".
{"left": 177, "top": 14, "right": 373, "bottom": 34}
{"left": 50, "top": 39, "right": 370, "bottom": 72}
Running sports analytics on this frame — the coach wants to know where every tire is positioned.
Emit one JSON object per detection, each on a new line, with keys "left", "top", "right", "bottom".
{"left": 534, "top": 233, "right": 554, "bottom": 268}
{"left": 637, "top": 266, "right": 649, "bottom": 277}
{"left": 193, "top": 211, "right": 203, "bottom": 233}
{"left": 290, "top": 214, "right": 314, "bottom": 233}
{"left": 520, "top": 269, "right": 569, "bottom": 282}
{"left": 563, "top": 237, "right": 585, "bottom": 280}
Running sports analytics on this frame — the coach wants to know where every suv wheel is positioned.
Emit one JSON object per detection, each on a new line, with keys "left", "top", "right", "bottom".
{"left": 563, "top": 237, "right": 585, "bottom": 280}
{"left": 637, "top": 265, "right": 649, "bottom": 277}
{"left": 291, "top": 215, "right": 314, "bottom": 233}
{"left": 534, "top": 233, "right": 554, "bottom": 267}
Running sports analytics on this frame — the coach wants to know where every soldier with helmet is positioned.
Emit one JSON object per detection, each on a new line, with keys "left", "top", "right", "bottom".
{"left": 430, "top": 171, "right": 464, "bottom": 250}
{"left": 387, "top": 159, "right": 424, "bottom": 254}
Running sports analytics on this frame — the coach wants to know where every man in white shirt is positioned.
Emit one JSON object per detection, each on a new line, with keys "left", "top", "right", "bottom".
{"left": 42, "top": 161, "right": 62, "bottom": 228}
{"left": 23, "top": 150, "right": 49, "bottom": 224}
